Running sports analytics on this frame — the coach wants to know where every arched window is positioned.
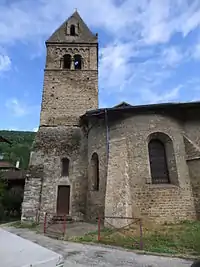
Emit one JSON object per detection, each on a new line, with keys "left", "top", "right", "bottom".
{"left": 74, "top": 54, "right": 82, "bottom": 70}
{"left": 70, "top": 25, "right": 76, "bottom": 36}
{"left": 63, "top": 54, "right": 72, "bottom": 69}
{"left": 61, "top": 158, "right": 69, "bottom": 176}
{"left": 148, "top": 139, "right": 170, "bottom": 184}
{"left": 91, "top": 153, "right": 99, "bottom": 191}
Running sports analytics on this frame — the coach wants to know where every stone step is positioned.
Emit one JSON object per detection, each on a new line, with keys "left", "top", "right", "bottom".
{"left": 51, "top": 215, "right": 73, "bottom": 223}
{"left": 45, "top": 230, "right": 64, "bottom": 240}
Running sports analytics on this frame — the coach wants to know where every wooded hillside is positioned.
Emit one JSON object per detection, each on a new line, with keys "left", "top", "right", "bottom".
{"left": 0, "top": 131, "right": 36, "bottom": 170}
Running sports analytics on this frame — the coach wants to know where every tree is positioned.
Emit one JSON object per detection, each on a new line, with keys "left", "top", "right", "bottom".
{"left": 0, "top": 130, "right": 35, "bottom": 169}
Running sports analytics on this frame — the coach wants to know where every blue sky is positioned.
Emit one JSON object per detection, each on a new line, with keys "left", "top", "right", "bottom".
{"left": 0, "top": 0, "right": 200, "bottom": 131}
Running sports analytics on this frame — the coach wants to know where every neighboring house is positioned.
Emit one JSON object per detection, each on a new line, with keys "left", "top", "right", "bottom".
{"left": 21, "top": 11, "right": 200, "bottom": 226}
{"left": 0, "top": 160, "right": 26, "bottom": 189}
{"left": 0, "top": 160, "right": 20, "bottom": 171}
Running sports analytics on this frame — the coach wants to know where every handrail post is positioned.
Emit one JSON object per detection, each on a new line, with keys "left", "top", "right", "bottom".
{"left": 139, "top": 219, "right": 143, "bottom": 250}
{"left": 43, "top": 212, "right": 47, "bottom": 234}
{"left": 98, "top": 214, "right": 101, "bottom": 241}
{"left": 63, "top": 214, "right": 67, "bottom": 238}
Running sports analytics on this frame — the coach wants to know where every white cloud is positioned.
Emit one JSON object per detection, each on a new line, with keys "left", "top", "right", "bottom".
{"left": 181, "top": 3, "right": 200, "bottom": 37}
{"left": 139, "top": 85, "right": 182, "bottom": 104}
{"left": 99, "top": 42, "right": 135, "bottom": 92}
{"left": 5, "top": 98, "right": 27, "bottom": 117}
{"left": 161, "top": 47, "right": 184, "bottom": 67}
{"left": 0, "top": 0, "right": 200, "bottom": 45}
{"left": 0, "top": 54, "right": 11, "bottom": 72}
{"left": 99, "top": 40, "right": 183, "bottom": 104}
{"left": 1, "top": 0, "right": 200, "bottom": 106}
{"left": 5, "top": 98, "right": 39, "bottom": 117}
{"left": 138, "top": 0, "right": 200, "bottom": 45}
{"left": 33, "top": 127, "right": 39, "bottom": 132}
{"left": 1, "top": 127, "right": 19, "bottom": 131}
{"left": 192, "top": 42, "right": 200, "bottom": 60}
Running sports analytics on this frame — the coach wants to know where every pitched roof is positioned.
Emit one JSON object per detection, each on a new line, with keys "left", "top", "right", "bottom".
{"left": 46, "top": 10, "right": 97, "bottom": 44}
{"left": 113, "top": 102, "right": 132, "bottom": 108}
{"left": 0, "top": 161, "right": 16, "bottom": 169}
{"left": 80, "top": 100, "right": 200, "bottom": 122}
{"left": 0, "top": 160, "right": 18, "bottom": 169}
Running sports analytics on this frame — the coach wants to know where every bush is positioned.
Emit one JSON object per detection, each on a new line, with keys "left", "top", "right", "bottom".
{"left": 2, "top": 187, "right": 23, "bottom": 218}
{"left": 0, "top": 173, "right": 23, "bottom": 222}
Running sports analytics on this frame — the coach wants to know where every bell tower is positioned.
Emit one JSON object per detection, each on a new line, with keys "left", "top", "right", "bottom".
{"left": 21, "top": 11, "right": 98, "bottom": 222}
{"left": 40, "top": 10, "right": 98, "bottom": 126}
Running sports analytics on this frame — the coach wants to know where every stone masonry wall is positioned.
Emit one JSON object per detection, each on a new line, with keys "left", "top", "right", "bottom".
{"left": 105, "top": 137, "right": 132, "bottom": 228}
{"left": 22, "top": 126, "right": 88, "bottom": 222}
{"left": 40, "top": 70, "right": 98, "bottom": 126}
{"left": 184, "top": 119, "right": 200, "bottom": 219}
{"left": 46, "top": 45, "right": 98, "bottom": 70}
{"left": 21, "top": 178, "right": 42, "bottom": 221}
{"left": 21, "top": 164, "right": 43, "bottom": 222}
{"left": 40, "top": 44, "right": 98, "bottom": 126}
{"left": 87, "top": 118, "right": 107, "bottom": 221}
{"left": 115, "top": 114, "right": 195, "bottom": 223}
{"left": 87, "top": 113, "right": 196, "bottom": 225}
{"left": 187, "top": 159, "right": 200, "bottom": 219}
{"left": 35, "top": 126, "right": 87, "bottom": 219}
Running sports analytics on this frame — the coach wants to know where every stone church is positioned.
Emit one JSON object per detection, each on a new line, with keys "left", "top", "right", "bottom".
{"left": 22, "top": 11, "right": 200, "bottom": 226}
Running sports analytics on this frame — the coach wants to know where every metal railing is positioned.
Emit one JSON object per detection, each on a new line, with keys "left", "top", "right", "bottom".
{"left": 97, "top": 215, "right": 143, "bottom": 250}
{"left": 43, "top": 212, "right": 67, "bottom": 238}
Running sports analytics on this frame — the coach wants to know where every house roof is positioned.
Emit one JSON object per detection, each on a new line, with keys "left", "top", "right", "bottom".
{"left": 0, "top": 136, "right": 11, "bottom": 144}
{"left": 0, "top": 170, "right": 27, "bottom": 180}
{"left": 0, "top": 161, "right": 16, "bottom": 169}
{"left": 80, "top": 100, "right": 200, "bottom": 123}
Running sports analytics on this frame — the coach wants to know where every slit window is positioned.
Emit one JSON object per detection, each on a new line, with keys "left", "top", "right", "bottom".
{"left": 91, "top": 153, "right": 100, "bottom": 191}
{"left": 70, "top": 25, "right": 76, "bottom": 36}
{"left": 61, "top": 158, "right": 69, "bottom": 176}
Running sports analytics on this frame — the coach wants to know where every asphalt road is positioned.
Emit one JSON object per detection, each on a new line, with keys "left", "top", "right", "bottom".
{"left": 3, "top": 226, "right": 193, "bottom": 267}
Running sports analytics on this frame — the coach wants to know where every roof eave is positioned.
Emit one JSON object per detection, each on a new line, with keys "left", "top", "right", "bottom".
{"left": 80, "top": 100, "right": 200, "bottom": 122}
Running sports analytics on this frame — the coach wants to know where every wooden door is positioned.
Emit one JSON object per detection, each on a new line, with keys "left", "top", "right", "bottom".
{"left": 57, "top": 185, "right": 70, "bottom": 215}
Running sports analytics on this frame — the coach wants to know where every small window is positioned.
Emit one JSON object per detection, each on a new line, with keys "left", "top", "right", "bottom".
{"left": 61, "top": 158, "right": 69, "bottom": 176}
{"left": 70, "top": 25, "right": 76, "bottom": 36}
{"left": 63, "top": 54, "right": 71, "bottom": 69}
{"left": 74, "top": 54, "right": 82, "bottom": 70}
{"left": 91, "top": 153, "right": 99, "bottom": 191}
{"left": 148, "top": 139, "right": 170, "bottom": 184}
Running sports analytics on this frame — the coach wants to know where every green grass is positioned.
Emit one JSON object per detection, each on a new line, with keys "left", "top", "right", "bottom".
{"left": 69, "top": 220, "right": 200, "bottom": 256}
{"left": 10, "top": 221, "right": 39, "bottom": 230}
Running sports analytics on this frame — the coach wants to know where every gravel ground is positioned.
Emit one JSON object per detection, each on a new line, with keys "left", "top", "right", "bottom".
{"left": 2, "top": 226, "right": 193, "bottom": 267}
